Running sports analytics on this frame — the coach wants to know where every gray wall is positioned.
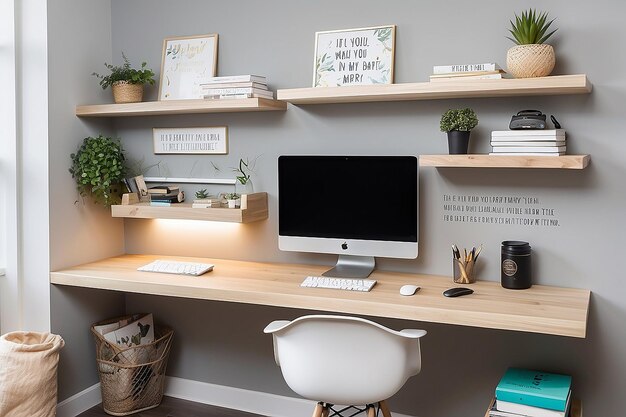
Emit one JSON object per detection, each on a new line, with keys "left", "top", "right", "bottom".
{"left": 49, "top": 0, "right": 625, "bottom": 415}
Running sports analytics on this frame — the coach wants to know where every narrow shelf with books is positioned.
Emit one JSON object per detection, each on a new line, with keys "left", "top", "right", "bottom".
{"left": 276, "top": 74, "right": 591, "bottom": 105}
{"left": 111, "top": 192, "right": 268, "bottom": 223}
{"left": 419, "top": 154, "right": 590, "bottom": 169}
{"left": 75, "top": 98, "right": 287, "bottom": 117}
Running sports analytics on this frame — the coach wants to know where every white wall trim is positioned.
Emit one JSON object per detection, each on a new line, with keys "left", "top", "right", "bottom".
{"left": 56, "top": 383, "right": 101, "bottom": 417}
{"left": 55, "top": 377, "right": 418, "bottom": 417}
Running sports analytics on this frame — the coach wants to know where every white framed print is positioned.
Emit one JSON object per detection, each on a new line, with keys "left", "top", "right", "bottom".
{"left": 313, "top": 25, "right": 395, "bottom": 87}
{"left": 153, "top": 127, "right": 228, "bottom": 155}
{"left": 158, "top": 34, "right": 218, "bottom": 100}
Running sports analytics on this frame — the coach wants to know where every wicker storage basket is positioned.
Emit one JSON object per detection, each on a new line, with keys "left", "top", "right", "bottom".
{"left": 506, "top": 44, "right": 555, "bottom": 78}
{"left": 91, "top": 316, "right": 173, "bottom": 416}
{"left": 111, "top": 81, "right": 144, "bottom": 103}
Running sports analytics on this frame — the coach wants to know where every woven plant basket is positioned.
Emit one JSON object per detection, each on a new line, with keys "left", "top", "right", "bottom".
{"left": 91, "top": 316, "right": 173, "bottom": 416}
{"left": 506, "top": 44, "right": 555, "bottom": 78}
{"left": 111, "top": 81, "right": 144, "bottom": 104}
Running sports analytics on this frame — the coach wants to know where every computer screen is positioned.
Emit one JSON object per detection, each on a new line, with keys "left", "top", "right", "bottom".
{"left": 278, "top": 155, "right": 418, "bottom": 276}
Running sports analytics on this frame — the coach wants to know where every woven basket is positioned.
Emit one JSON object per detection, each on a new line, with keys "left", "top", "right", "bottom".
{"left": 91, "top": 316, "right": 173, "bottom": 416}
{"left": 506, "top": 44, "right": 555, "bottom": 78}
{"left": 111, "top": 81, "right": 144, "bottom": 104}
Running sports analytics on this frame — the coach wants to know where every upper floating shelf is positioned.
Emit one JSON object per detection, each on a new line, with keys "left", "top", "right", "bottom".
{"left": 277, "top": 75, "right": 591, "bottom": 105}
{"left": 75, "top": 98, "right": 287, "bottom": 117}
{"left": 420, "top": 154, "right": 591, "bottom": 169}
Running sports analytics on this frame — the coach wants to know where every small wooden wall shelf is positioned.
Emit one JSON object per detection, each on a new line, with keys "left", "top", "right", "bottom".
{"left": 111, "top": 192, "right": 268, "bottom": 223}
{"left": 277, "top": 75, "right": 591, "bottom": 105}
{"left": 420, "top": 154, "right": 590, "bottom": 169}
{"left": 76, "top": 98, "right": 286, "bottom": 117}
{"left": 51, "top": 254, "right": 591, "bottom": 338}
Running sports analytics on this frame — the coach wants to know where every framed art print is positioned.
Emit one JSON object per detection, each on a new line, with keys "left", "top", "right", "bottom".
{"left": 159, "top": 34, "right": 218, "bottom": 100}
{"left": 313, "top": 25, "right": 395, "bottom": 87}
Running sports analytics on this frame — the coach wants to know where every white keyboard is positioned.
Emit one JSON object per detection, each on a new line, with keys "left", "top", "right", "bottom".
{"left": 301, "top": 276, "right": 377, "bottom": 292}
{"left": 138, "top": 260, "right": 214, "bottom": 276}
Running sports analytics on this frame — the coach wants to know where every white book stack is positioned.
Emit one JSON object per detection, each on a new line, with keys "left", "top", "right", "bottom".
{"left": 490, "top": 130, "right": 567, "bottom": 156}
{"left": 199, "top": 75, "right": 274, "bottom": 100}
{"left": 430, "top": 63, "right": 506, "bottom": 82}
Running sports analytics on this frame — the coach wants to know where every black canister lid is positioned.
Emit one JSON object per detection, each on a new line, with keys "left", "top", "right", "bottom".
{"left": 501, "top": 240, "right": 531, "bottom": 254}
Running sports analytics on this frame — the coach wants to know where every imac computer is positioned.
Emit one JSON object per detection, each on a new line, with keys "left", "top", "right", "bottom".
{"left": 278, "top": 155, "right": 418, "bottom": 278}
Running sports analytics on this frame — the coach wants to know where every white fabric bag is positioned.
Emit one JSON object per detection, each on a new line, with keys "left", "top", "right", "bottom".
{"left": 0, "top": 332, "right": 65, "bottom": 417}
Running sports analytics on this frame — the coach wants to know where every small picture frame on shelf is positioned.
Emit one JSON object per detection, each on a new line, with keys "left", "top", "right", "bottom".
{"left": 158, "top": 34, "right": 219, "bottom": 100}
{"left": 153, "top": 127, "right": 228, "bottom": 154}
{"left": 313, "top": 25, "right": 395, "bottom": 87}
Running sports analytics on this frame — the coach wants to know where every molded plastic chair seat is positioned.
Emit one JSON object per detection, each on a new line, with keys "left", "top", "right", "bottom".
{"left": 264, "top": 315, "right": 426, "bottom": 416}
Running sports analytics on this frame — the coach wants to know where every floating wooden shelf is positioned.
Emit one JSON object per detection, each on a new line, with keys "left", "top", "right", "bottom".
{"left": 484, "top": 399, "right": 582, "bottom": 417}
{"left": 75, "top": 98, "right": 286, "bottom": 117}
{"left": 51, "top": 254, "right": 591, "bottom": 338}
{"left": 420, "top": 154, "right": 590, "bottom": 169}
{"left": 111, "top": 192, "right": 268, "bottom": 223}
{"left": 277, "top": 75, "right": 591, "bottom": 105}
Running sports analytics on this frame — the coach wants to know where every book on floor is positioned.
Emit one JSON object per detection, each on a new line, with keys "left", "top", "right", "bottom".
{"left": 494, "top": 391, "right": 572, "bottom": 417}
{"left": 495, "top": 368, "right": 572, "bottom": 411}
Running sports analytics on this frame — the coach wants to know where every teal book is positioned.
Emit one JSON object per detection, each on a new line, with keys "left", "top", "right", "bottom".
{"left": 495, "top": 368, "right": 572, "bottom": 411}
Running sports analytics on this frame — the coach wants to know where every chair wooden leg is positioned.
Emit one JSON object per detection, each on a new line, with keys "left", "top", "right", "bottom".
{"left": 379, "top": 400, "right": 393, "bottom": 417}
{"left": 367, "top": 405, "right": 377, "bottom": 417}
{"left": 312, "top": 402, "right": 324, "bottom": 417}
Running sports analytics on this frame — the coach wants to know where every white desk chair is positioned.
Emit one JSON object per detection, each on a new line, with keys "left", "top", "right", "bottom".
{"left": 264, "top": 315, "right": 426, "bottom": 417}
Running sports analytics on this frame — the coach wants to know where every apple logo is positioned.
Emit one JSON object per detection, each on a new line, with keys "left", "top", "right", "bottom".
{"left": 341, "top": 242, "right": 348, "bottom": 250}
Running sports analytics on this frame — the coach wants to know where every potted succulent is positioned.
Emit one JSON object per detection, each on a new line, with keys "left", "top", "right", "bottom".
{"left": 225, "top": 193, "right": 241, "bottom": 209}
{"left": 506, "top": 9, "right": 558, "bottom": 78}
{"left": 69, "top": 135, "right": 126, "bottom": 206}
{"left": 93, "top": 52, "right": 155, "bottom": 103}
{"left": 440, "top": 108, "right": 479, "bottom": 154}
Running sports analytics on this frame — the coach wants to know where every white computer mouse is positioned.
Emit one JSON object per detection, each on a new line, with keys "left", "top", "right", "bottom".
{"left": 400, "top": 284, "right": 421, "bottom": 296}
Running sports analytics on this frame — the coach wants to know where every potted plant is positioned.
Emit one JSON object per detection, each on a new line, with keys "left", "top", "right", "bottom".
{"left": 69, "top": 135, "right": 126, "bottom": 206}
{"left": 440, "top": 108, "right": 479, "bottom": 154}
{"left": 506, "top": 9, "right": 558, "bottom": 78}
{"left": 225, "top": 193, "right": 241, "bottom": 209}
{"left": 93, "top": 52, "right": 155, "bottom": 103}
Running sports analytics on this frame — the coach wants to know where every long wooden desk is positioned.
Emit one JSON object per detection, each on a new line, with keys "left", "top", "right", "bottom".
{"left": 50, "top": 254, "right": 590, "bottom": 338}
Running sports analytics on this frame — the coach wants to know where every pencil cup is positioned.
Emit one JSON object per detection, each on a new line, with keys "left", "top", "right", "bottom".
{"left": 453, "top": 258, "right": 476, "bottom": 284}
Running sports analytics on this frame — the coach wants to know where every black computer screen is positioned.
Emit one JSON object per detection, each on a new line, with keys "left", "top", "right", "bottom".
{"left": 278, "top": 156, "right": 418, "bottom": 242}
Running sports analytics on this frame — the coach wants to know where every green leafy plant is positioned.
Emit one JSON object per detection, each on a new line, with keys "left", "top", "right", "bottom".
{"left": 440, "top": 108, "right": 479, "bottom": 132}
{"left": 69, "top": 135, "right": 126, "bottom": 206}
{"left": 195, "top": 189, "right": 209, "bottom": 199}
{"left": 225, "top": 192, "right": 240, "bottom": 200}
{"left": 233, "top": 157, "right": 255, "bottom": 186}
{"left": 507, "top": 9, "right": 557, "bottom": 45}
{"left": 92, "top": 52, "right": 155, "bottom": 89}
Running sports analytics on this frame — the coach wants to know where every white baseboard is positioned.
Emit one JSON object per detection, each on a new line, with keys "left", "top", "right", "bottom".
{"left": 56, "top": 382, "right": 101, "bottom": 417}
{"left": 55, "top": 377, "right": 417, "bottom": 417}
{"left": 164, "top": 376, "right": 417, "bottom": 417}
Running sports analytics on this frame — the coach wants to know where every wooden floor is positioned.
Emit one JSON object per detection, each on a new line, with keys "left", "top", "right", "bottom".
{"left": 78, "top": 396, "right": 264, "bottom": 417}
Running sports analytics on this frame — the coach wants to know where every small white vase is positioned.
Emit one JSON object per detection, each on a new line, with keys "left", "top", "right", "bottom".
{"left": 227, "top": 199, "right": 241, "bottom": 209}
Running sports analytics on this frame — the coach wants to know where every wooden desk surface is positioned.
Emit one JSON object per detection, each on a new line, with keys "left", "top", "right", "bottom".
{"left": 50, "top": 254, "right": 590, "bottom": 338}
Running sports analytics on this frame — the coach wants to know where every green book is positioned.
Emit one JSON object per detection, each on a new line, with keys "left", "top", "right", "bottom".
{"left": 495, "top": 368, "right": 572, "bottom": 411}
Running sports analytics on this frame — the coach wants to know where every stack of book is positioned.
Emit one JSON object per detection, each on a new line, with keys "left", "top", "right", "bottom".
{"left": 488, "top": 368, "right": 572, "bottom": 417}
{"left": 192, "top": 195, "right": 225, "bottom": 208}
{"left": 490, "top": 130, "right": 566, "bottom": 156}
{"left": 200, "top": 75, "right": 274, "bottom": 100}
{"left": 430, "top": 63, "right": 505, "bottom": 82}
{"left": 149, "top": 185, "right": 185, "bottom": 206}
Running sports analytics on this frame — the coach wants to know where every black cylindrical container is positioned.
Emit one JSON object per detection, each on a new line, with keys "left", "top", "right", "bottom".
{"left": 501, "top": 241, "right": 531, "bottom": 289}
